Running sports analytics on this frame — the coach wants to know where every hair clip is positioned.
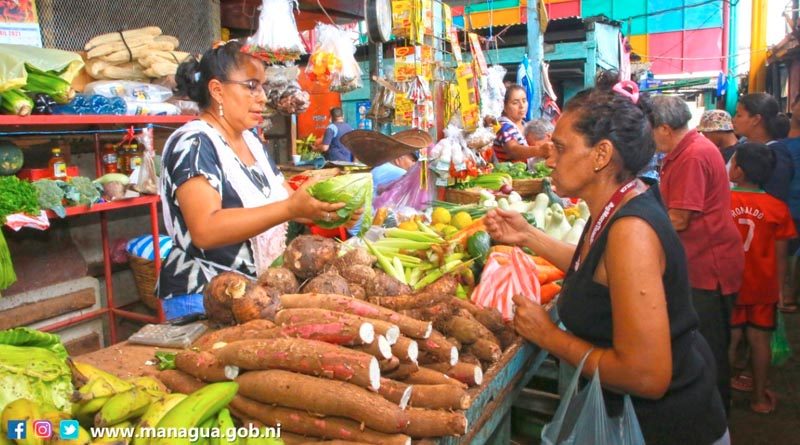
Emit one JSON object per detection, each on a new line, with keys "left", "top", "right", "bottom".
{"left": 193, "top": 72, "right": 201, "bottom": 82}
{"left": 212, "top": 40, "right": 228, "bottom": 49}
{"left": 612, "top": 80, "right": 640, "bottom": 104}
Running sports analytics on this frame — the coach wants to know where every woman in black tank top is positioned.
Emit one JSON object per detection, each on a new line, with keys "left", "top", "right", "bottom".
{"left": 485, "top": 80, "right": 728, "bottom": 445}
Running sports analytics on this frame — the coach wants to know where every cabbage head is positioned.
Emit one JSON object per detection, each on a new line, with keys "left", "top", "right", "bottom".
{"left": 307, "top": 173, "right": 373, "bottom": 236}
{"left": 0, "top": 328, "right": 73, "bottom": 413}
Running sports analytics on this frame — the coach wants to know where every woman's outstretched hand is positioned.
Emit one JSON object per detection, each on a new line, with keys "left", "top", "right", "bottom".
{"left": 485, "top": 208, "right": 534, "bottom": 247}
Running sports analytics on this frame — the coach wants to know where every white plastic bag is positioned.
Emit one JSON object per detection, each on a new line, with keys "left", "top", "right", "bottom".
{"left": 84, "top": 80, "right": 172, "bottom": 103}
{"left": 133, "top": 126, "right": 159, "bottom": 195}
{"left": 480, "top": 65, "right": 507, "bottom": 120}
{"left": 306, "top": 23, "right": 362, "bottom": 93}
{"left": 263, "top": 65, "right": 310, "bottom": 115}
{"left": 124, "top": 100, "right": 180, "bottom": 116}
{"left": 245, "top": 0, "right": 306, "bottom": 60}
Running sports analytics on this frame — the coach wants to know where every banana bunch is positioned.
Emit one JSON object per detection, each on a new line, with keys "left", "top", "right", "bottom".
{"left": 70, "top": 361, "right": 240, "bottom": 445}
{"left": 1, "top": 398, "right": 91, "bottom": 445}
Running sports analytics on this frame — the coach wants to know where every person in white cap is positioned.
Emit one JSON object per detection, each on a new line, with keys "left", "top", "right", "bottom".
{"left": 697, "top": 109, "right": 739, "bottom": 163}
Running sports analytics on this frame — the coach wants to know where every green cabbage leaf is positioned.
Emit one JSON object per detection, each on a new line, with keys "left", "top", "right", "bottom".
{"left": 307, "top": 173, "right": 373, "bottom": 236}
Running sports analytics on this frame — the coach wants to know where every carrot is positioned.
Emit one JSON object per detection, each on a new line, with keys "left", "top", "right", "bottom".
{"left": 424, "top": 362, "right": 483, "bottom": 387}
{"left": 214, "top": 338, "right": 381, "bottom": 391}
{"left": 540, "top": 282, "right": 562, "bottom": 304}
{"left": 174, "top": 350, "right": 237, "bottom": 382}
{"left": 449, "top": 217, "right": 487, "bottom": 248}
{"left": 408, "top": 384, "right": 470, "bottom": 410}
{"left": 280, "top": 294, "right": 432, "bottom": 339}
{"left": 536, "top": 265, "right": 565, "bottom": 284}
{"left": 237, "top": 370, "right": 411, "bottom": 434}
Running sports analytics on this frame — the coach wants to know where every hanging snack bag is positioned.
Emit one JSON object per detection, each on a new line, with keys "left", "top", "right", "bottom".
{"left": 306, "top": 23, "right": 362, "bottom": 93}
{"left": 244, "top": 0, "right": 306, "bottom": 62}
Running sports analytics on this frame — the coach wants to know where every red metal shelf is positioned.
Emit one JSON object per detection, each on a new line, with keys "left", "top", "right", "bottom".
{"left": 0, "top": 114, "right": 194, "bottom": 126}
{"left": 44, "top": 195, "right": 160, "bottom": 218}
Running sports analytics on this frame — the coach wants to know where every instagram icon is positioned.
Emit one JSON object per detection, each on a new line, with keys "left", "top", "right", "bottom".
{"left": 33, "top": 420, "right": 52, "bottom": 439}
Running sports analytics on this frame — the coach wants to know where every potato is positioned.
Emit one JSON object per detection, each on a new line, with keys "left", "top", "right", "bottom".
{"left": 301, "top": 271, "right": 352, "bottom": 296}
{"left": 231, "top": 283, "right": 281, "bottom": 323}
{"left": 256, "top": 267, "right": 300, "bottom": 294}
{"left": 203, "top": 271, "right": 249, "bottom": 325}
{"left": 284, "top": 235, "right": 339, "bottom": 279}
{"left": 366, "top": 271, "right": 412, "bottom": 297}
{"left": 340, "top": 264, "right": 376, "bottom": 288}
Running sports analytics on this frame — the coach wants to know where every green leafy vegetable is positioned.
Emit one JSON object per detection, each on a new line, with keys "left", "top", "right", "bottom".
{"left": 154, "top": 351, "right": 176, "bottom": 371}
{"left": 307, "top": 173, "right": 373, "bottom": 236}
{"left": 530, "top": 161, "right": 552, "bottom": 179}
{"left": 0, "top": 230, "right": 15, "bottom": 290}
{"left": 65, "top": 176, "right": 102, "bottom": 206}
{"left": 32, "top": 179, "right": 66, "bottom": 218}
{"left": 0, "top": 328, "right": 73, "bottom": 413}
{"left": 0, "top": 176, "right": 40, "bottom": 223}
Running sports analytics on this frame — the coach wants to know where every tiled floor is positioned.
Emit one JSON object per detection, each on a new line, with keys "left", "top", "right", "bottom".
{"left": 729, "top": 311, "right": 800, "bottom": 444}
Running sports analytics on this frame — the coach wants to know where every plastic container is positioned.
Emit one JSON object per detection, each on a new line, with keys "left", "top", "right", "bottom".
{"left": 48, "top": 147, "right": 68, "bottom": 179}
{"left": 17, "top": 166, "right": 79, "bottom": 181}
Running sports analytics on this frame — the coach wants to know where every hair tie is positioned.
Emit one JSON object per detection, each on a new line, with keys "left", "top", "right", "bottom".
{"left": 612, "top": 80, "right": 640, "bottom": 104}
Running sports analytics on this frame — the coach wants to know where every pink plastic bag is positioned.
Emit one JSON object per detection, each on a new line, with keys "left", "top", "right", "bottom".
{"left": 471, "top": 248, "right": 541, "bottom": 320}
{"left": 374, "top": 163, "right": 435, "bottom": 211}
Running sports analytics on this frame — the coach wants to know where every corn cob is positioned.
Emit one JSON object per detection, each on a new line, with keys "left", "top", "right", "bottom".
{"left": 24, "top": 67, "right": 75, "bottom": 104}
{"left": 0, "top": 89, "right": 33, "bottom": 116}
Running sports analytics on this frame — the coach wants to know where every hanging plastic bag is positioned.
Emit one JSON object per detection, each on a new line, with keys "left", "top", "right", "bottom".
{"left": 373, "top": 163, "right": 434, "bottom": 212}
{"left": 306, "top": 23, "right": 362, "bottom": 93}
{"left": 480, "top": 65, "right": 507, "bottom": 120}
{"left": 133, "top": 125, "right": 158, "bottom": 195}
{"left": 771, "top": 312, "right": 793, "bottom": 366}
{"left": 244, "top": 0, "right": 306, "bottom": 62}
{"left": 542, "top": 351, "right": 646, "bottom": 445}
{"left": 263, "top": 65, "right": 310, "bottom": 115}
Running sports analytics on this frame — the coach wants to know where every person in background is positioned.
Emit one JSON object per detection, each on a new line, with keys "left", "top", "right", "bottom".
{"left": 486, "top": 80, "right": 728, "bottom": 445}
{"left": 781, "top": 94, "right": 800, "bottom": 313}
{"left": 728, "top": 143, "right": 796, "bottom": 414}
{"left": 523, "top": 118, "right": 555, "bottom": 167}
{"left": 491, "top": 84, "right": 541, "bottom": 162}
{"left": 732, "top": 93, "right": 793, "bottom": 204}
{"left": 158, "top": 41, "right": 356, "bottom": 319}
{"left": 316, "top": 107, "right": 354, "bottom": 162}
{"left": 698, "top": 109, "right": 740, "bottom": 163}
{"left": 652, "top": 95, "right": 744, "bottom": 415}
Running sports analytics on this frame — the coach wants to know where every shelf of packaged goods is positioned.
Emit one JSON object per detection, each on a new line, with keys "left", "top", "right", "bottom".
{"left": 44, "top": 194, "right": 160, "bottom": 219}
{"left": 0, "top": 114, "right": 194, "bottom": 127}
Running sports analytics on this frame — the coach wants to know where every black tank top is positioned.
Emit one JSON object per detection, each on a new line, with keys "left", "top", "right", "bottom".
{"left": 556, "top": 186, "right": 727, "bottom": 445}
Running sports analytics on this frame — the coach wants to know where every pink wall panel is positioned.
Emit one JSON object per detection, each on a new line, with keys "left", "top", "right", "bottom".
{"left": 683, "top": 28, "right": 723, "bottom": 73}
{"left": 648, "top": 28, "right": 723, "bottom": 75}
{"left": 546, "top": 0, "right": 580, "bottom": 19}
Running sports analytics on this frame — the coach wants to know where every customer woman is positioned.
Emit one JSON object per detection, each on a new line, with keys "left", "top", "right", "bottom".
{"left": 158, "top": 41, "right": 353, "bottom": 319}
{"left": 732, "top": 92, "right": 793, "bottom": 204}
{"left": 490, "top": 85, "right": 548, "bottom": 162}
{"left": 485, "top": 80, "right": 728, "bottom": 444}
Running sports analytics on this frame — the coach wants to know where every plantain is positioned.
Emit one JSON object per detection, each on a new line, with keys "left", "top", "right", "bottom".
{"left": 152, "top": 382, "right": 238, "bottom": 445}
{"left": 46, "top": 408, "right": 91, "bottom": 445}
{"left": 69, "top": 360, "right": 133, "bottom": 393}
{"left": 72, "top": 395, "right": 113, "bottom": 427}
{"left": 1, "top": 399, "right": 42, "bottom": 445}
{"left": 131, "top": 393, "right": 186, "bottom": 445}
{"left": 95, "top": 389, "right": 152, "bottom": 427}
{"left": 73, "top": 377, "right": 122, "bottom": 402}
{"left": 195, "top": 417, "right": 214, "bottom": 445}
{"left": 212, "top": 408, "right": 236, "bottom": 445}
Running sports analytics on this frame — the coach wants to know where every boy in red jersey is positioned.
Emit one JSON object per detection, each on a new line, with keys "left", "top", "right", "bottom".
{"left": 728, "top": 142, "right": 796, "bottom": 414}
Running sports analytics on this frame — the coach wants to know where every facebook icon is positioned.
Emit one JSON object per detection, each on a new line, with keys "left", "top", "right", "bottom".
{"left": 7, "top": 420, "right": 26, "bottom": 440}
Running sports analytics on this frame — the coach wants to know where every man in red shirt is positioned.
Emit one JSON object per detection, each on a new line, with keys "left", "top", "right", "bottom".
{"left": 653, "top": 97, "right": 745, "bottom": 415}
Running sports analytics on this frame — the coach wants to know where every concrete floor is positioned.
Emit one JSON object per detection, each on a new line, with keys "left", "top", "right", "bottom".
{"left": 729, "top": 311, "right": 800, "bottom": 444}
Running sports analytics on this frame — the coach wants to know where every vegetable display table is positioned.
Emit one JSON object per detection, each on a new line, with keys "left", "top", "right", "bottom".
{"left": 77, "top": 337, "right": 548, "bottom": 445}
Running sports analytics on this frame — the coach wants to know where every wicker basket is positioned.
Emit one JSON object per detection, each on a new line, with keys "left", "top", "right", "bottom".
{"left": 443, "top": 188, "right": 484, "bottom": 204}
{"left": 129, "top": 255, "right": 159, "bottom": 310}
{"left": 512, "top": 178, "right": 544, "bottom": 197}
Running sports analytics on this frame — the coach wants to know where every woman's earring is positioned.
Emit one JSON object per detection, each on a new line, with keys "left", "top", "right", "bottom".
{"left": 218, "top": 103, "right": 224, "bottom": 118}
{"left": 594, "top": 167, "right": 600, "bottom": 172}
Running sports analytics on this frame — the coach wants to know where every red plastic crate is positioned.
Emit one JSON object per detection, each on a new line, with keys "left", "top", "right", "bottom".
{"left": 17, "top": 166, "right": 80, "bottom": 181}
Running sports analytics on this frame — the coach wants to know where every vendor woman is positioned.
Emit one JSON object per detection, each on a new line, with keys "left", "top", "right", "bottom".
{"left": 158, "top": 41, "right": 355, "bottom": 320}
{"left": 491, "top": 84, "right": 550, "bottom": 163}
